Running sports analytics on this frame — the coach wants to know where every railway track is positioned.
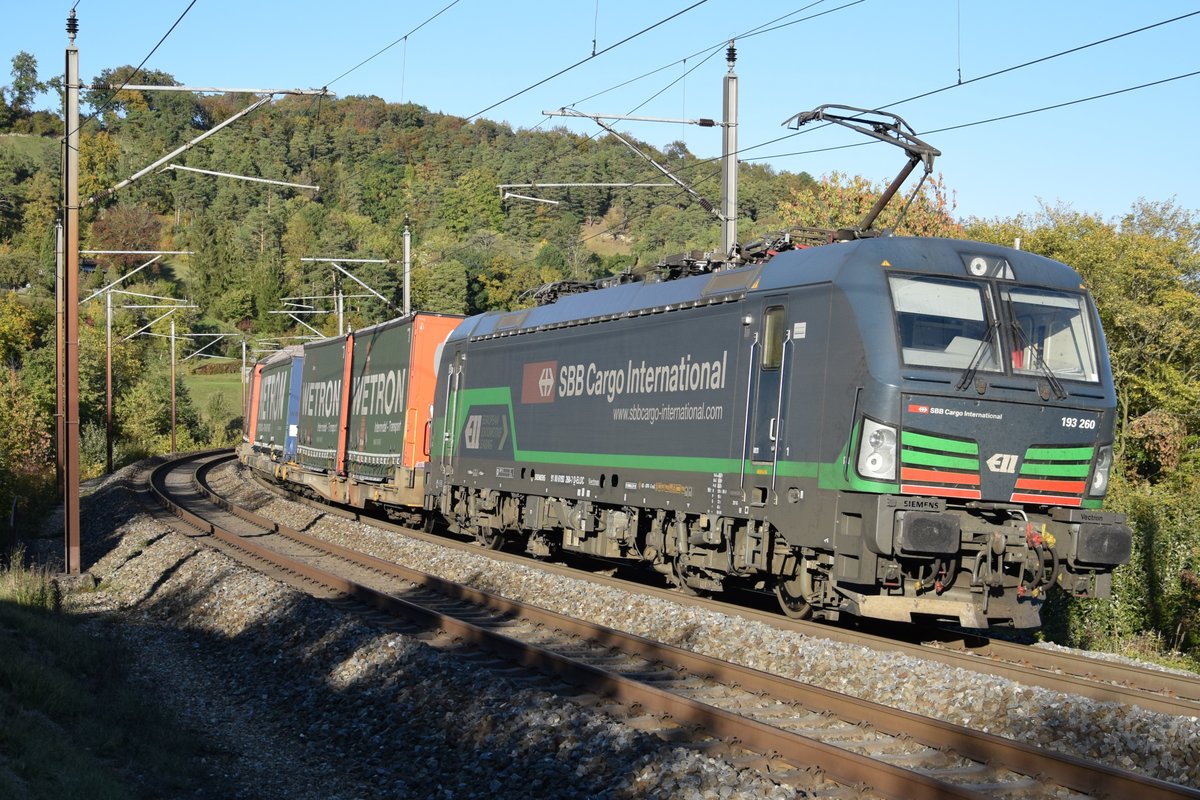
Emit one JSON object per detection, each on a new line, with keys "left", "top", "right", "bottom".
{"left": 237, "top": 454, "right": 1200, "bottom": 721}
{"left": 150, "top": 451, "right": 1197, "bottom": 800}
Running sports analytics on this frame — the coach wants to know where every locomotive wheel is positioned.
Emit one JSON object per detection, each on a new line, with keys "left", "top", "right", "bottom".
{"left": 775, "top": 574, "right": 813, "bottom": 620}
{"left": 475, "top": 526, "right": 505, "bottom": 551}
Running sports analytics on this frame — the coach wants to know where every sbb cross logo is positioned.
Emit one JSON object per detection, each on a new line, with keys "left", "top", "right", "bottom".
{"left": 521, "top": 360, "right": 557, "bottom": 404}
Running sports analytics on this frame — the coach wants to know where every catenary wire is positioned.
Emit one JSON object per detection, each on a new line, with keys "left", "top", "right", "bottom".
{"left": 616, "top": 9, "right": 1200, "bottom": 191}
{"left": 74, "top": 0, "right": 200, "bottom": 137}
{"left": 513, "top": 2, "right": 849, "bottom": 207}
{"left": 467, "top": 0, "right": 709, "bottom": 121}
{"left": 582, "top": 67, "right": 1200, "bottom": 245}
{"left": 564, "top": 1, "right": 847, "bottom": 110}
{"left": 325, "top": 0, "right": 463, "bottom": 88}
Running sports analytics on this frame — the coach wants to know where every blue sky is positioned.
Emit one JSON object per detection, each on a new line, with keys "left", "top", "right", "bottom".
{"left": 3, "top": 0, "right": 1198, "bottom": 222}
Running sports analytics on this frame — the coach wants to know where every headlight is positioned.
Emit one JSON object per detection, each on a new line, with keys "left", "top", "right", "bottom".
{"left": 857, "top": 418, "right": 897, "bottom": 482}
{"left": 1088, "top": 444, "right": 1113, "bottom": 497}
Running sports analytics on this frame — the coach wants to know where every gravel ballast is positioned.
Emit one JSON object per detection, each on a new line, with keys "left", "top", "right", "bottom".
{"left": 49, "top": 460, "right": 1200, "bottom": 796}
{"left": 206, "top": 463, "right": 1200, "bottom": 788}
{"left": 59, "top": 464, "right": 807, "bottom": 799}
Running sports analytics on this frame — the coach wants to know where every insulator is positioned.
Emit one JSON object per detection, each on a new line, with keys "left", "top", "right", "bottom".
{"left": 66, "top": 11, "right": 78, "bottom": 36}
{"left": 726, "top": 42, "right": 736, "bottom": 65}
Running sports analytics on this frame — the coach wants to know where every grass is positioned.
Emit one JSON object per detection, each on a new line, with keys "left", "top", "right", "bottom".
{"left": 0, "top": 549, "right": 212, "bottom": 799}
{"left": 0, "top": 133, "right": 56, "bottom": 162}
{"left": 582, "top": 219, "right": 634, "bottom": 258}
{"left": 183, "top": 368, "right": 245, "bottom": 419}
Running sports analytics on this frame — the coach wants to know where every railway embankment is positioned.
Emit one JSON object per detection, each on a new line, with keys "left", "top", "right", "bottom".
{"left": 32, "top": 463, "right": 804, "bottom": 799}
{"left": 21, "top": 458, "right": 1200, "bottom": 798}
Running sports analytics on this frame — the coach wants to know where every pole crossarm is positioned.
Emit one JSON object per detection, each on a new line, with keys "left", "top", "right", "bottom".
{"left": 94, "top": 84, "right": 333, "bottom": 96}
{"left": 123, "top": 309, "right": 177, "bottom": 341}
{"left": 182, "top": 333, "right": 235, "bottom": 361}
{"left": 499, "top": 182, "right": 675, "bottom": 189}
{"left": 121, "top": 304, "right": 195, "bottom": 341}
{"left": 81, "top": 255, "right": 162, "bottom": 303}
{"left": 332, "top": 262, "right": 396, "bottom": 312}
{"left": 300, "top": 259, "right": 398, "bottom": 313}
{"left": 162, "top": 164, "right": 319, "bottom": 191}
{"left": 275, "top": 295, "right": 373, "bottom": 306}
{"left": 542, "top": 109, "right": 723, "bottom": 127}
{"left": 86, "top": 95, "right": 273, "bottom": 206}
{"left": 81, "top": 249, "right": 193, "bottom": 255}
{"left": 503, "top": 192, "right": 559, "bottom": 205}
{"left": 545, "top": 107, "right": 725, "bottom": 221}
{"left": 300, "top": 257, "right": 402, "bottom": 264}
{"left": 109, "top": 289, "right": 186, "bottom": 302}
{"left": 289, "top": 314, "right": 325, "bottom": 337}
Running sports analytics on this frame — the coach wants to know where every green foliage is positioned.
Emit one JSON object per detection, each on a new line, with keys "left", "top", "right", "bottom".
{"left": 115, "top": 369, "right": 204, "bottom": 457}
{"left": 0, "top": 51, "right": 54, "bottom": 134}
{"left": 780, "top": 171, "right": 962, "bottom": 237}
{"left": 965, "top": 202, "right": 1200, "bottom": 472}
{"left": 441, "top": 167, "right": 504, "bottom": 234}
{"left": 412, "top": 256, "right": 469, "bottom": 315}
{"left": 89, "top": 205, "right": 164, "bottom": 272}
{"left": 966, "top": 201, "right": 1200, "bottom": 662}
{"left": 0, "top": 367, "right": 54, "bottom": 533}
{"left": 0, "top": 290, "right": 37, "bottom": 367}
{"left": 0, "top": 546, "right": 59, "bottom": 610}
{"left": 202, "top": 390, "right": 241, "bottom": 447}
{"left": 1046, "top": 475, "right": 1200, "bottom": 661}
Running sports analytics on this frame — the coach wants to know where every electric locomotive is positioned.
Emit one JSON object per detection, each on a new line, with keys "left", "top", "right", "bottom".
{"left": 426, "top": 236, "right": 1131, "bottom": 628}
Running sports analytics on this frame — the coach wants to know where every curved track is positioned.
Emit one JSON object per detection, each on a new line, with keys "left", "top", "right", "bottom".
{"left": 243, "top": 457, "right": 1200, "bottom": 720}
{"left": 147, "top": 451, "right": 1198, "bottom": 800}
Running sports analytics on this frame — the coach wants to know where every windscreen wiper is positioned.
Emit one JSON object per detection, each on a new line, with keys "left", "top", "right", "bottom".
{"left": 955, "top": 319, "right": 1001, "bottom": 392}
{"left": 1006, "top": 298, "right": 1068, "bottom": 400}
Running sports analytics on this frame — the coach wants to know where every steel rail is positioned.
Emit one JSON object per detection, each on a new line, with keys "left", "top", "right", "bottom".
{"left": 243, "top": 460, "right": 1200, "bottom": 718}
{"left": 158, "top": 453, "right": 962, "bottom": 799}
{"left": 164, "top": 452, "right": 1199, "bottom": 800}
{"left": 921, "top": 632, "right": 1200, "bottom": 707}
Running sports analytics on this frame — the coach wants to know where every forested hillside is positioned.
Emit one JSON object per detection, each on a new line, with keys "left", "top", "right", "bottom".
{"left": 1, "top": 52, "right": 1197, "bottom": 662}
{"left": 34, "top": 64, "right": 812, "bottom": 328}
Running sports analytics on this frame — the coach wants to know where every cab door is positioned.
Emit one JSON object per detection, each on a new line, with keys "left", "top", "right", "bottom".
{"left": 750, "top": 299, "right": 790, "bottom": 465}
{"left": 441, "top": 349, "right": 466, "bottom": 476}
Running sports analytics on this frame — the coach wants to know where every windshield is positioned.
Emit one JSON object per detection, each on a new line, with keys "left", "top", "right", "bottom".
{"left": 1004, "top": 287, "right": 1099, "bottom": 383}
{"left": 890, "top": 275, "right": 1000, "bottom": 371}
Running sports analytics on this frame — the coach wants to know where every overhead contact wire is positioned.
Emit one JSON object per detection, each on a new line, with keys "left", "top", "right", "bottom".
{"left": 325, "top": 0, "right": 463, "bottom": 88}
{"left": 73, "top": 0, "right": 200, "bottom": 137}
{"left": 467, "top": 0, "right": 709, "bottom": 121}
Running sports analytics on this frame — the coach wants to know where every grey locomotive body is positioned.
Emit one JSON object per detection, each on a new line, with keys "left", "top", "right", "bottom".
{"left": 427, "top": 237, "right": 1131, "bottom": 628}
